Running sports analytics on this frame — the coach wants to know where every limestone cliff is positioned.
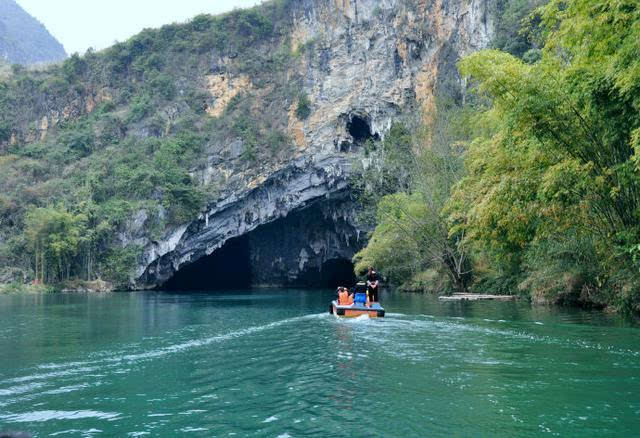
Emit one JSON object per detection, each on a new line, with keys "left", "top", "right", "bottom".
{"left": 138, "top": 0, "right": 494, "bottom": 288}
{"left": 0, "top": 0, "right": 495, "bottom": 289}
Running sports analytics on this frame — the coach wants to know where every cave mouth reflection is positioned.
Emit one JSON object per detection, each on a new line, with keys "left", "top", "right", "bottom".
{"left": 161, "top": 235, "right": 251, "bottom": 291}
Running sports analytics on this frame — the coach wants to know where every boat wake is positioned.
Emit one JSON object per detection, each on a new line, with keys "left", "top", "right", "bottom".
{"left": 0, "top": 313, "right": 326, "bottom": 406}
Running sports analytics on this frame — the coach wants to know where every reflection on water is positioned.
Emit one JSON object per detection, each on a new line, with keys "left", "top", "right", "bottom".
{"left": 0, "top": 289, "right": 639, "bottom": 437}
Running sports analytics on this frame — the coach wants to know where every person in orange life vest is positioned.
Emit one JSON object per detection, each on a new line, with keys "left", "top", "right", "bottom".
{"left": 337, "top": 286, "right": 354, "bottom": 305}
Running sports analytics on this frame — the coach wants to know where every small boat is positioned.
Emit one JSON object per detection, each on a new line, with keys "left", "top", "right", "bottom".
{"left": 329, "top": 282, "right": 385, "bottom": 318}
{"left": 330, "top": 300, "right": 385, "bottom": 318}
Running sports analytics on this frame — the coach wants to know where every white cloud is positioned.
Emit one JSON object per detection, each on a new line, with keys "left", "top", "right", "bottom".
{"left": 16, "top": 0, "right": 263, "bottom": 55}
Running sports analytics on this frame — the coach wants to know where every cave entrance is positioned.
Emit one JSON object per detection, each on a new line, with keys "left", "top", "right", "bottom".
{"left": 158, "top": 200, "right": 363, "bottom": 291}
{"left": 322, "top": 258, "right": 357, "bottom": 289}
{"left": 161, "top": 235, "right": 251, "bottom": 290}
{"left": 347, "top": 115, "right": 379, "bottom": 144}
{"left": 298, "top": 258, "right": 357, "bottom": 289}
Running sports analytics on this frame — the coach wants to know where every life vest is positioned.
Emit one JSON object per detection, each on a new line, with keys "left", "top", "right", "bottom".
{"left": 354, "top": 292, "right": 367, "bottom": 305}
{"left": 338, "top": 290, "right": 352, "bottom": 305}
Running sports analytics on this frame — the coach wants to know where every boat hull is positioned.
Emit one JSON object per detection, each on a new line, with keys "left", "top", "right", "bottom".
{"left": 329, "top": 300, "right": 385, "bottom": 318}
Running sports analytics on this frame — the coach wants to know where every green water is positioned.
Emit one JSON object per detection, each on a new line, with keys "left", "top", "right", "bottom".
{"left": 0, "top": 290, "right": 639, "bottom": 437}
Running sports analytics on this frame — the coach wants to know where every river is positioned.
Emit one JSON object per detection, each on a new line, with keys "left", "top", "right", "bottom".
{"left": 0, "top": 289, "right": 639, "bottom": 436}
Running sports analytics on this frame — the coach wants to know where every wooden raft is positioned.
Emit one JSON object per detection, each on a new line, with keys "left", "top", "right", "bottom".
{"left": 439, "top": 293, "right": 516, "bottom": 301}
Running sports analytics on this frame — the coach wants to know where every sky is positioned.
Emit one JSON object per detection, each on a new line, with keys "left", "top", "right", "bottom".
{"left": 16, "top": 0, "right": 264, "bottom": 55}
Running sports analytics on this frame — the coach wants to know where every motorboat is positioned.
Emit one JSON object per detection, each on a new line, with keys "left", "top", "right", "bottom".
{"left": 329, "top": 282, "right": 385, "bottom": 318}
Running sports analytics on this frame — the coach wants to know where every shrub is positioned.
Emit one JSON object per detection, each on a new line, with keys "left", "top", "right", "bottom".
{"left": 102, "top": 245, "right": 140, "bottom": 286}
{"left": 295, "top": 92, "right": 311, "bottom": 120}
{"left": 266, "top": 130, "right": 290, "bottom": 153}
{"left": 149, "top": 73, "right": 177, "bottom": 100}
{"left": 127, "top": 94, "right": 152, "bottom": 123}
{"left": 62, "top": 53, "right": 88, "bottom": 81}
{"left": 0, "top": 120, "right": 10, "bottom": 142}
{"left": 58, "top": 122, "right": 96, "bottom": 157}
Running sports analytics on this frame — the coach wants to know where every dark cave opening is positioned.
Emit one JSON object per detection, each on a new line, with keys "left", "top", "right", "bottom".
{"left": 323, "top": 259, "right": 358, "bottom": 289}
{"left": 298, "top": 258, "right": 357, "bottom": 289}
{"left": 158, "top": 200, "right": 361, "bottom": 291}
{"left": 161, "top": 235, "right": 252, "bottom": 291}
{"left": 347, "top": 115, "right": 379, "bottom": 143}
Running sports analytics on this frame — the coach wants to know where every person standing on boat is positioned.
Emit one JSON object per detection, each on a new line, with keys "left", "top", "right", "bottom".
{"left": 366, "top": 266, "right": 380, "bottom": 303}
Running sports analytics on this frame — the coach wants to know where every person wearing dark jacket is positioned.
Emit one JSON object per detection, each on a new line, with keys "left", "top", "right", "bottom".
{"left": 366, "top": 266, "right": 380, "bottom": 303}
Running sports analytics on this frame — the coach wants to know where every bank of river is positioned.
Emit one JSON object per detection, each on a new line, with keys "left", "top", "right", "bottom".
{"left": 0, "top": 289, "right": 639, "bottom": 436}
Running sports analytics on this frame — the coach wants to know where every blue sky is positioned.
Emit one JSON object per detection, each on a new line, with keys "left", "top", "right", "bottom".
{"left": 17, "top": 0, "right": 263, "bottom": 55}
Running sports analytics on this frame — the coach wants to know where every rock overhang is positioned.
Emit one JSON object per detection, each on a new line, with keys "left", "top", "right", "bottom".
{"left": 136, "top": 153, "right": 358, "bottom": 289}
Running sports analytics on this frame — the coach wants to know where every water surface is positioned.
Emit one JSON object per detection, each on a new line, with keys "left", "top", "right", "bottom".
{"left": 0, "top": 290, "right": 639, "bottom": 436}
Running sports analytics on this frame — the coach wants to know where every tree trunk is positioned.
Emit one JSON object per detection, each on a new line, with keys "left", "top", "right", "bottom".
{"left": 444, "top": 252, "right": 469, "bottom": 292}
{"left": 34, "top": 246, "right": 38, "bottom": 284}
{"left": 87, "top": 248, "right": 92, "bottom": 281}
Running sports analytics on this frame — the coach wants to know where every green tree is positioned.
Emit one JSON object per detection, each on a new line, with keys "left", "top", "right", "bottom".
{"left": 351, "top": 122, "right": 415, "bottom": 226}
{"left": 450, "top": 0, "right": 640, "bottom": 311}
{"left": 24, "top": 205, "right": 87, "bottom": 283}
{"left": 354, "top": 191, "right": 470, "bottom": 292}
{"left": 354, "top": 106, "right": 473, "bottom": 292}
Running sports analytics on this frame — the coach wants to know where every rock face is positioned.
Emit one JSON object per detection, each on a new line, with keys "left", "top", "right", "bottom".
{"left": 161, "top": 198, "right": 361, "bottom": 289}
{"left": 135, "top": 0, "right": 495, "bottom": 289}
{"left": 0, "top": 0, "right": 67, "bottom": 65}
{"left": 247, "top": 199, "right": 361, "bottom": 287}
{"left": 138, "top": 154, "right": 356, "bottom": 287}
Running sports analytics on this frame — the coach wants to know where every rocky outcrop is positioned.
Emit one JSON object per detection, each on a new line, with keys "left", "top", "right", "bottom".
{"left": 133, "top": 0, "right": 495, "bottom": 289}
{"left": 138, "top": 154, "right": 356, "bottom": 287}
{"left": 247, "top": 199, "right": 362, "bottom": 286}
{"left": 161, "top": 198, "right": 362, "bottom": 289}
{"left": 0, "top": 266, "right": 28, "bottom": 284}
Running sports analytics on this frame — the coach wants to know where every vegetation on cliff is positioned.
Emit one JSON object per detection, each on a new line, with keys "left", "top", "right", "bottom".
{"left": 0, "top": 0, "right": 300, "bottom": 288}
{"left": 491, "top": 0, "right": 546, "bottom": 61}
{"left": 353, "top": 103, "right": 475, "bottom": 292}
{"left": 358, "top": 0, "right": 640, "bottom": 313}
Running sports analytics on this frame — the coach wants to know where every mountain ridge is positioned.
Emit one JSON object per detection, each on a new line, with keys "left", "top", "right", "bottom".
{"left": 0, "top": 0, "right": 67, "bottom": 65}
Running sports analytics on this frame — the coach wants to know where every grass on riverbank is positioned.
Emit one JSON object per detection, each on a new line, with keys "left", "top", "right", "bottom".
{"left": 0, "top": 279, "right": 114, "bottom": 294}
{"left": 0, "top": 282, "right": 57, "bottom": 294}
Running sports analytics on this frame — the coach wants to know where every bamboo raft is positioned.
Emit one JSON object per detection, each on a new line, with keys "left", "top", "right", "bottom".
{"left": 439, "top": 293, "right": 516, "bottom": 301}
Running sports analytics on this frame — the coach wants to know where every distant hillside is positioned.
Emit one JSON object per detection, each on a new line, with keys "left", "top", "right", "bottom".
{"left": 0, "top": 0, "right": 66, "bottom": 65}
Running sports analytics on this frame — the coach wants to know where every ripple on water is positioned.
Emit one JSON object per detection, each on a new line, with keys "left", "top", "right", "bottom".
{"left": 0, "top": 410, "right": 120, "bottom": 422}
{"left": 1, "top": 291, "right": 639, "bottom": 437}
